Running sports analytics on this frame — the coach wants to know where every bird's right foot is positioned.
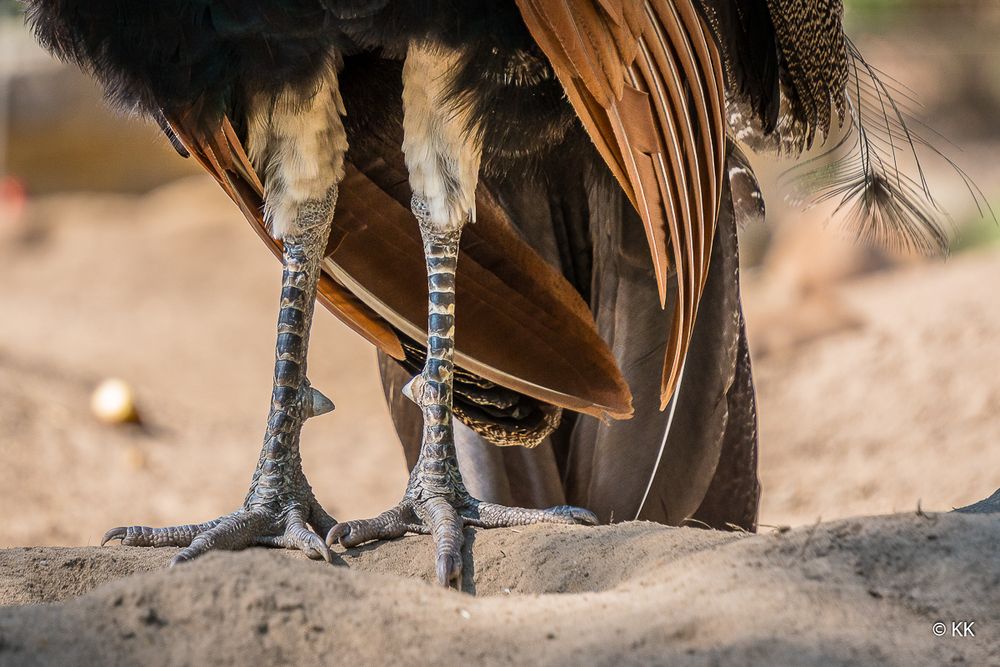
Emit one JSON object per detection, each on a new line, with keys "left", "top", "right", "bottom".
{"left": 102, "top": 475, "right": 336, "bottom": 565}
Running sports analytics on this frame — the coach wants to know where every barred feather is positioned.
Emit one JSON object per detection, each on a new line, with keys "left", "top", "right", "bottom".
{"left": 786, "top": 41, "right": 990, "bottom": 254}
{"left": 699, "top": 0, "right": 987, "bottom": 254}
{"left": 764, "top": 0, "right": 849, "bottom": 149}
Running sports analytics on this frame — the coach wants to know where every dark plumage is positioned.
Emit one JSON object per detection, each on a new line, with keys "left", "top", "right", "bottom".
{"left": 698, "top": 0, "right": 781, "bottom": 133}
{"left": 25, "top": 0, "right": 338, "bottom": 123}
{"left": 26, "top": 0, "right": 589, "bottom": 181}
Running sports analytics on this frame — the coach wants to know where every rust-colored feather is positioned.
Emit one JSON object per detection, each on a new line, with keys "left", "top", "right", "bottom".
{"left": 165, "top": 111, "right": 405, "bottom": 358}
{"left": 163, "top": 111, "right": 633, "bottom": 420}
{"left": 330, "top": 157, "right": 633, "bottom": 420}
{"left": 516, "top": 0, "right": 727, "bottom": 408}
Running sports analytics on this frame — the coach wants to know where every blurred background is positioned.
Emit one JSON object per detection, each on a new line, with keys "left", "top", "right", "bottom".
{"left": 1, "top": 0, "right": 998, "bottom": 547}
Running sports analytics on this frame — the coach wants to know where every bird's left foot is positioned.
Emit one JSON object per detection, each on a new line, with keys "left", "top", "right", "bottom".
{"left": 326, "top": 492, "right": 597, "bottom": 586}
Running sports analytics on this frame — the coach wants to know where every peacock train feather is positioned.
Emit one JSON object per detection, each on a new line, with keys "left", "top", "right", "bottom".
{"left": 700, "top": 0, "right": 990, "bottom": 254}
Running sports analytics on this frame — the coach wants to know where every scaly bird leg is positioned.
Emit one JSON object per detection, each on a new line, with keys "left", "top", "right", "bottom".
{"left": 103, "top": 193, "right": 338, "bottom": 564}
{"left": 104, "top": 59, "right": 348, "bottom": 565}
{"left": 326, "top": 43, "right": 596, "bottom": 587}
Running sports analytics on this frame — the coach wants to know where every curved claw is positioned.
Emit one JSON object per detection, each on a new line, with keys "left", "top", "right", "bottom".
{"left": 284, "top": 512, "right": 333, "bottom": 563}
{"left": 562, "top": 506, "right": 600, "bottom": 526}
{"left": 436, "top": 551, "right": 462, "bottom": 588}
{"left": 169, "top": 551, "right": 193, "bottom": 567}
{"left": 305, "top": 533, "right": 334, "bottom": 564}
{"left": 101, "top": 527, "right": 126, "bottom": 546}
{"left": 325, "top": 522, "right": 352, "bottom": 547}
{"left": 171, "top": 536, "right": 214, "bottom": 566}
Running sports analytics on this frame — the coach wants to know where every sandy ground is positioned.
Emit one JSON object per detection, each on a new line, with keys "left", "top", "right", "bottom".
{"left": 1, "top": 514, "right": 998, "bottom": 665}
{"left": 2, "top": 178, "right": 1000, "bottom": 664}
{"left": 746, "top": 229, "right": 1000, "bottom": 527}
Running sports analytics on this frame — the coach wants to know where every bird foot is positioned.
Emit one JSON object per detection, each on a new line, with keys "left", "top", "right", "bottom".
{"left": 326, "top": 494, "right": 597, "bottom": 587}
{"left": 102, "top": 486, "right": 336, "bottom": 566}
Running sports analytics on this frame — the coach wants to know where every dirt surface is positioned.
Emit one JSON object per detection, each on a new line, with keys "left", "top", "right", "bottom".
{"left": 746, "top": 233, "right": 1000, "bottom": 527}
{"left": 1, "top": 514, "right": 997, "bottom": 666}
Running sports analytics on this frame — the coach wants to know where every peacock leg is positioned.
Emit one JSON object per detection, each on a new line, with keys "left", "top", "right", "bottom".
{"left": 103, "top": 193, "right": 339, "bottom": 564}
{"left": 326, "top": 42, "right": 596, "bottom": 587}
{"left": 326, "top": 198, "right": 595, "bottom": 588}
{"left": 103, "top": 62, "right": 348, "bottom": 565}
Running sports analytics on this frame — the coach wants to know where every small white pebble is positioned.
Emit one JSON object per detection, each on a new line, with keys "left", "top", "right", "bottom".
{"left": 459, "top": 609, "right": 471, "bottom": 620}
{"left": 90, "top": 378, "right": 139, "bottom": 425}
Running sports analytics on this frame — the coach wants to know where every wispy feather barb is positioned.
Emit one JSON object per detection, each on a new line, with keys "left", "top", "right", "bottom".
{"left": 785, "top": 39, "right": 991, "bottom": 254}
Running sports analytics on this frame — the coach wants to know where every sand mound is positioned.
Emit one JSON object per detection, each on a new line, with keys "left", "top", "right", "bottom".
{"left": 2, "top": 513, "right": 997, "bottom": 666}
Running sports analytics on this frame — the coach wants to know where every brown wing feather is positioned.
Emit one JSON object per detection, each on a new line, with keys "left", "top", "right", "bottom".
{"left": 163, "top": 112, "right": 632, "bottom": 420}
{"left": 165, "top": 112, "right": 405, "bottom": 358}
{"left": 516, "top": 0, "right": 727, "bottom": 407}
{"left": 332, "top": 157, "right": 633, "bottom": 420}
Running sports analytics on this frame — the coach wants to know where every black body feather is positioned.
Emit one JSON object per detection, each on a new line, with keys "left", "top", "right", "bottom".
{"left": 24, "top": 0, "right": 340, "bottom": 126}
{"left": 698, "top": 0, "right": 780, "bottom": 133}
{"left": 24, "top": 0, "right": 586, "bottom": 181}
